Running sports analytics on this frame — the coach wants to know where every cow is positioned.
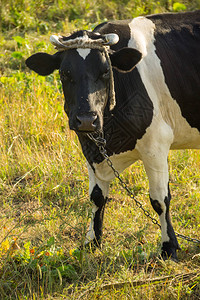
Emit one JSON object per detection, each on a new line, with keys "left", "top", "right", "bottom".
{"left": 26, "top": 10, "right": 200, "bottom": 261}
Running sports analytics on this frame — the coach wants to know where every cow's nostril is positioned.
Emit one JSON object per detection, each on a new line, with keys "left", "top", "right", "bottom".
{"left": 76, "top": 116, "right": 82, "bottom": 126}
{"left": 76, "top": 114, "right": 98, "bottom": 132}
{"left": 92, "top": 114, "right": 97, "bottom": 123}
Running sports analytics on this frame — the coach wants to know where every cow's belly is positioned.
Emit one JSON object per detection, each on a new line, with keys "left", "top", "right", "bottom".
{"left": 93, "top": 148, "right": 140, "bottom": 182}
{"left": 162, "top": 97, "right": 200, "bottom": 149}
{"left": 171, "top": 127, "right": 200, "bottom": 149}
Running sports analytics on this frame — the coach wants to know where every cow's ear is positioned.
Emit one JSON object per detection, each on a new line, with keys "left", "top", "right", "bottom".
{"left": 110, "top": 47, "right": 142, "bottom": 72}
{"left": 26, "top": 52, "right": 61, "bottom": 75}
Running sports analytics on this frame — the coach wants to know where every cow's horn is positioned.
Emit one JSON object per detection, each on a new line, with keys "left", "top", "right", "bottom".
{"left": 50, "top": 35, "right": 64, "bottom": 47}
{"left": 103, "top": 33, "right": 119, "bottom": 45}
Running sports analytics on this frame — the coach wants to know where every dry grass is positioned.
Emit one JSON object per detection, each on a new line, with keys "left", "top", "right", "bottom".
{"left": 0, "top": 3, "right": 200, "bottom": 296}
{"left": 0, "top": 68, "right": 199, "bottom": 299}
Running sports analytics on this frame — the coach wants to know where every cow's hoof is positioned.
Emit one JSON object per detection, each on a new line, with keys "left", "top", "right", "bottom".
{"left": 161, "top": 241, "right": 179, "bottom": 262}
{"left": 85, "top": 239, "right": 101, "bottom": 252}
{"left": 161, "top": 250, "right": 179, "bottom": 262}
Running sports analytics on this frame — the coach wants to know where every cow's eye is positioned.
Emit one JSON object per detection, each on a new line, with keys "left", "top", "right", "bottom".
{"left": 96, "top": 69, "right": 109, "bottom": 82}
{"left": 60, "top": 71, "right": 74, "bottom": 83}
{"left": 102, "top": 68, "right": 110, "bottom": 79}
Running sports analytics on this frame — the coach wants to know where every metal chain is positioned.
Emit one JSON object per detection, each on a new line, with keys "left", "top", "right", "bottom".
{"left": 87, "top": 133, "right": 200, "bottom": 244}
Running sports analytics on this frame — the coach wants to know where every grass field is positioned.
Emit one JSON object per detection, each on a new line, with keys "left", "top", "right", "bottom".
{"left": 0, "top": 1, "right": 200, "bottom": 299}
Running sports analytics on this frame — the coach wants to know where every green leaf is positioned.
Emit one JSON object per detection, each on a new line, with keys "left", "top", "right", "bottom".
{"left": 47, "top": 236, "right": 55, "bottom": 247}
{"left": 173, "top": 2, "right": 187, "bottom": 11}
{"left": 13, "top": 36, "right": 26, "bottom": 48}
{"left": 56, "top": 264, "right": 78, "bottom": 279}
{"left": 23, "top": 241, "right": 31, "bottom": 261}
{"left": 70, "top": 248, "right": 81, "bottom": 261}
{"left": 11, "top": 52, "right": 23, "bottom": 59}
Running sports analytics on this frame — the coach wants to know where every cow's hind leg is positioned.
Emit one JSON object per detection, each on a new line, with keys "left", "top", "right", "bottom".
{"left": 85, "top": 163, "right": 110, "bottom": 248}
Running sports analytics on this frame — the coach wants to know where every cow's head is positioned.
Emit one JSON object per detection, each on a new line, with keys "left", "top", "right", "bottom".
{"left": 26, "top": 30, "right": 142, "bottom": 133}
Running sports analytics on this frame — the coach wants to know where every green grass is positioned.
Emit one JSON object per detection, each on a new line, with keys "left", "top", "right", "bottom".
{"left": 1, "top": 0, "right": 198, "bottom": 33}
{"left": 0, "top": 1, "right": 200, "bottom": 299}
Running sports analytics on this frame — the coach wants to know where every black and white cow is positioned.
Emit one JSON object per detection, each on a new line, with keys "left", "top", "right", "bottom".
{"left": 26, "top": 10, "right": 200, "bottom": 261}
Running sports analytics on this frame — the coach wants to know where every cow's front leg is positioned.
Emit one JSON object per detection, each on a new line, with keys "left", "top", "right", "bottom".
{"left": 150, "top": 183, "right": 180, "bottom": 261}
{"left": 137, "top": 122, "right": 180, "bottom": 261}
{"left": 85, "top": 163, "right": 110, "bottom": 248}
{"left": 142, "top": 153, "right": 180, "bottom": 261}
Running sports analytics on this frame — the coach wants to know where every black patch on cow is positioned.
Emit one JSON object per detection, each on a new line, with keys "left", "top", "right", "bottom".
{"left": 90, "top": 184, "right": 107, "bottom": 246}
{"left": 93, "top": 205, "right": 106, "bottom": 246}
{"left": 148, "top": 11, "right": 200, "bottom": 132}
{"left": 105, "top": 69, "right": 154, "bottom": 155}
{"left": 90, "top": 184, "right": 106, "bottom": 209}
{"left": 94, "top": 20, "right": 132, "bottom": 50}
{"left": 62, "top": 30, "right": 108, "bottom": 42}
{"left": 78, "top": 67, "right": 154, "bottom": 165}
{"left": 164, "top": 188, "right": 180, "bottom": 251}
{"left": 150, "top": 198, "right": 163, "bottom": 215}
{"left": 162, "top": 241, "right": 178, "bottom": 261}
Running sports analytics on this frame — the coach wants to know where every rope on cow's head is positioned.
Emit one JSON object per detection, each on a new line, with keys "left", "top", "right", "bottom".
{"left": 50, "top": 32, "right": 119, "bottom": 111}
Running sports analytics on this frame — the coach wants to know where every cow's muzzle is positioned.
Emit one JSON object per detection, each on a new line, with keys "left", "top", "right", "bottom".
{"left": 76, "top": 113, "right": 98, "bottom": 132}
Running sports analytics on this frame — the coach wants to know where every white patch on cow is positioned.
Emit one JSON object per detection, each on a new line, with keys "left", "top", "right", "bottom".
{"left": 128, "top": 17, "right": 200, "bottom": 149}
{"left": 77, "top": 48, "right": 91, "bottom": 60}
{"left": 128, "top": 17, "right": 155, "bottom": 57}
{"left": 159, "top": 211, "right": 170, "bottom": 243}
{"left": 85, "top": 204, "right": 99, "bottom": 243}
{"left": 87, "top": 162, "right": 110, "bottom": 197}
{"left": 93, "top": 148, "right": 140, "bottom": 182}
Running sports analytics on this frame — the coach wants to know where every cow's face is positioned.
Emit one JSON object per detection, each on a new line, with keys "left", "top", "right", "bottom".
{"left": 59, "top": 49, "right": 110, "bottom": 132}
{"left": 26, "top": 31, "right": 142, "bottom": 134}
